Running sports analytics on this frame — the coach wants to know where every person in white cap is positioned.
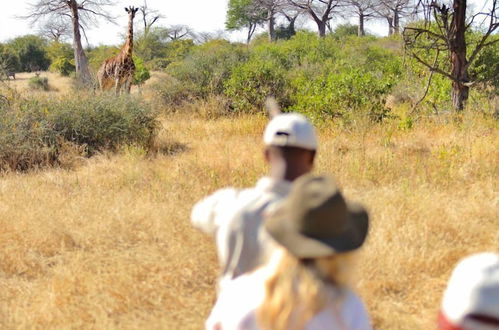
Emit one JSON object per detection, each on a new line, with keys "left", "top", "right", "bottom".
{"left": 191, "top": 112, "right": 317, "bottom": 288}
{"left": 439, "top": 252, "right": 499, "bottom": 330}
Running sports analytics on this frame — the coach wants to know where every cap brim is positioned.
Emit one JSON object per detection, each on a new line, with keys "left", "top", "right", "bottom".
{"left": 264, "top": 202, "right": 369, "bottom": 259}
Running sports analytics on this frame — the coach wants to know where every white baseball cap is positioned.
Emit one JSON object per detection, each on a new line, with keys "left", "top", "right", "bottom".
{"left": 263, "top": 113, "right": 317, "bottom": 151}
{"left": 439, "top": 252, "right": 499, "bottom": 330}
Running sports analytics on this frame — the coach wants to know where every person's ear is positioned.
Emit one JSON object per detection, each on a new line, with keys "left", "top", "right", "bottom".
{"left": 309, "top": 151, "right": 316, "bottom": 165}
{"left": 264, "top": 148, "right": 271, "bottom": 163}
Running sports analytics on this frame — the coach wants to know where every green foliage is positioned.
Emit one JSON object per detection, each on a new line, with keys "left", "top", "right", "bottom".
{"left": 275, "top": 23, "right": 296, "bottom": 40}
{"left": 133, "top": 56, "right": 151, "bottom": 85}
{"left": 46, "top": 41, "right": 73, "bottom": 62}
{"left": 156, "top": 40, "right": 248, "bottom": 104}
{"left": 5, "top": 35, "right": 50, "bottom": 72}
{"left": 332, "top": 24, "right": 359, "bottom": 39}
{"left": 47, "top": 41, "right": 75, "bottom": 76}
{"left": 0, "top": 44, "right": 20, "bottom": 74}
{"left": 134, "top": 28, "right": 195, "bottom": 69}
{"left": 226, "top": 0, "right": 266, "bottom": 31}
{"left": 28, "top": 76, "right": 50, "bottom": 91}
{"left": 135, "top": 27, "right": 171, "bottom": 62}
{"left": 0, "top": 93, "right": 158, "bottom": 171}
{"left": 50, "top": 57, "right": 75, "bottom": 76}
{"left": 469, "top": 36, "right": 499, "bottom": 89}
{"left": 289, "top": 41, "right": 402, "bottom": 121}
{"left": 224, "top": 55, "right": 289, "bottom": 112}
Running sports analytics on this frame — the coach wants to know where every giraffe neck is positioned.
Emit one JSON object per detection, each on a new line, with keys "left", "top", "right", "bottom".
{"left": 124, "top": 15, "right": 134, "bottom": 58}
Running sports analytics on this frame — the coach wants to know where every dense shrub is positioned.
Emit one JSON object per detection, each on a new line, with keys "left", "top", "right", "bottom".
{"left": 152, "top": 40, "right": 248, "bottom": 106}
{"left": 0, "top": 93, "right": 158, "bottom": 171}
{"left": 224, "top": 53, "right": 290, "bottom": 112}
{"left": 133, "top": 56, "right": 151, "bottom": 86}
{"left": 289, "top": 37, "right": 403, "bottom": 120}
{"left": 148, "top": 30, "right": 495, "bottom": 120}
{"left": 5, "top": 35, "right": 50, "bottom": 72}
{"left": 50, "top": 57, "right": 75, "bottom": 76}
{"left": 28, "top": 76, "right": 50, "bottom": 91}
{"left": 47, "top": 41, "right": 75, "bottom": 76}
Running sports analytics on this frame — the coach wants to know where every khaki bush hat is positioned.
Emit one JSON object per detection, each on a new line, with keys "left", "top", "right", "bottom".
{"left": 264, "top": 175, "right": 369, "bottom": 258}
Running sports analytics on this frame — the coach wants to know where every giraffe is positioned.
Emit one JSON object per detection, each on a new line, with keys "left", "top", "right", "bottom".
{"left": 97, "top": 6, "right": 138, "bottom": 94}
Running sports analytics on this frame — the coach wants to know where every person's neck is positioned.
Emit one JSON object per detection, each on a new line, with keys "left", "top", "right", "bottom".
{"left": 270, "top": 167, "right": 304, "bottom": 182}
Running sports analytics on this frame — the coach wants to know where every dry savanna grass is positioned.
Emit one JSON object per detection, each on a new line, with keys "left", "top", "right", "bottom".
{"left": 1, "top": 72, "right": 73, "bottom": 94}
{"left": 0, "top": 106, "right": 498, "bottom": 329}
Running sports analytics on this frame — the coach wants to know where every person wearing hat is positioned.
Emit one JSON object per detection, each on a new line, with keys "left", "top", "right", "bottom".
{"left": 439, "top": 252, "right": 499, "bottom": 330}
{"left": 206, "top": 175, "right": 372, "bottom": 330}
{"left": 191, "top": 112, "right": 318, "bottom": 288}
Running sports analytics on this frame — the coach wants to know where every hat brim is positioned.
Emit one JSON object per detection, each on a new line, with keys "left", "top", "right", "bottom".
{"left": 264, "top": 202, "right": 369, "bottom": 259}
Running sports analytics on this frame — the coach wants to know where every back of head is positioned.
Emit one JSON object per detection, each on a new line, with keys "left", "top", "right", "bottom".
{"left": 258, "top": 247, "right": 354, "bottom": 330}
{"left": 439, "top": 252, "right": 499, "bottom": 330}
{"left": 263, "top": 113, "right": 317, "bottom": 181}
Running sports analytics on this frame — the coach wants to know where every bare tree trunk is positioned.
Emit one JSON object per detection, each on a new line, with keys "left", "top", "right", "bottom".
{"left": 69, "top": 0, "right": 91, "bottom": 84}
{"left": 450, "top": 0, "right": 469, "bottom": 111}
{"left": 268, "top": 10, "right": 276, "bottom": 42}
{"left": 247, "top": 22, "right": 256, "bottom": 44}
{"left": 317, "top": 20, "right": 327, "bottom": 37}
{"left": 386, "top": 16, "right": 394, "bottom": 35}
{"left": 393, "top": 10, "right": 400, "bottom": 35}
{"left": 358, "top": 13, "right": 365, "bottom": 36}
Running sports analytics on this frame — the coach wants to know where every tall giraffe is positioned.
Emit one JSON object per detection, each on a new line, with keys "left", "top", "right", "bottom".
{"left": 97, "top": 6, "right": 138, "bottom": 94}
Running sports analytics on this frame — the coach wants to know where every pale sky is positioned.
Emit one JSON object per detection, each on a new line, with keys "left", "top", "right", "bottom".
{"left": 0, "top": 0, "right": 490, "bottom": 46}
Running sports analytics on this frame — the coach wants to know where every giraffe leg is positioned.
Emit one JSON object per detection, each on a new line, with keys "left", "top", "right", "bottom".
{"left": 126, "top": 77, "right": 132, "bottom": 94}
{"left": 115, "top": 77, "right": 121, "bottom": 95}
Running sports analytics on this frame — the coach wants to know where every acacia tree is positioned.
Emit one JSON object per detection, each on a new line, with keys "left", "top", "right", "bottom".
{"left": 288, "top": 0, "right": 340, "bottom": 37}
{"left": 25, "top": 0, "right": 116, "bottom": 83}
{"left": 226, "top": 0, "right": 267, "bottom": 43}
{"left": 404, "top": 0, "right": 498, "bottom": 111}
{"left": 343, "top": 0, "right": 377, "bottom": 36}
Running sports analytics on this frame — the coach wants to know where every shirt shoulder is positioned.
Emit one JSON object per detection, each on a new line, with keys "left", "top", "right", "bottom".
{"left": 338, "top": 289, "right": 372, "bottom": 330}
{"left": 206, "top": 272, "right": 266, "bottom": 330}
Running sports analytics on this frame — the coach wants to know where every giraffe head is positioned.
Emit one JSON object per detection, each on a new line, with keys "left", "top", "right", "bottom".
{"left": 124, "top": 6, "right": 139, "bottom": 19}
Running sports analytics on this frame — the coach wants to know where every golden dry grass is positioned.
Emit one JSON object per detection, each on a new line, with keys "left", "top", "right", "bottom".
{"left": 2, "top": 72, "right": 74, "bottom": 94}
{"left": 0, "top": 107, "right": 497, "bottom": 329}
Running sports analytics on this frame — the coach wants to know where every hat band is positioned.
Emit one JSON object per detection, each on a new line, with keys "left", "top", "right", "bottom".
{"left": 439, "top": 311, "right": 499, "bottom": 330}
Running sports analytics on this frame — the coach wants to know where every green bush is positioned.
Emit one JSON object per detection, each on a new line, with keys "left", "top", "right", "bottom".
{"left": 0, "top": 93, "right": 158, "bottom": 171}
{"left": 28, "top": 76, "right": 50, "bottom": 91}
{"left": 153, "top": 40, "right": 248, "bottom": 106}
{"left": 5, "top": 35, "right": 50, "bottom": 72}
{"left": 133, "top": 56, "right": 151, "bottom": 86}
{"left": 224, "top": 54, "right": 290, "bottom": 112}
{"left": 50, "top": 57, "right": 75, "bottom": 76}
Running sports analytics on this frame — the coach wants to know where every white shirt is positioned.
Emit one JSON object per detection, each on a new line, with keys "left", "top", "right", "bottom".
{"left": 206, "top": 267, "right": 372, "bottom": 330}
{"left": 191, "top": 177, "right": 292, "bottom": 285}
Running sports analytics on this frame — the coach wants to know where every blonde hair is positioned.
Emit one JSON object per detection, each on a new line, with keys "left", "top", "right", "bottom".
{"left": 257, "top": 248, "right": 354, "bottom": 330}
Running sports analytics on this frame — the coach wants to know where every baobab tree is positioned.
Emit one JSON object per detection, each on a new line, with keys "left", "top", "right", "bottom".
{"left": 403, "top": 0, "right": 498, "bottom": 111}
{"left": 288, "top": 0, "right": 341, "bottom": 37}
{"left": 25, "top": 0, "right": 116, "bottom": 84}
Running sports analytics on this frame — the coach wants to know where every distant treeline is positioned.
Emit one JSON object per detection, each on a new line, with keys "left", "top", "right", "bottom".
{"left": 0, "top": 25, "right": 497, "bottom": 117}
